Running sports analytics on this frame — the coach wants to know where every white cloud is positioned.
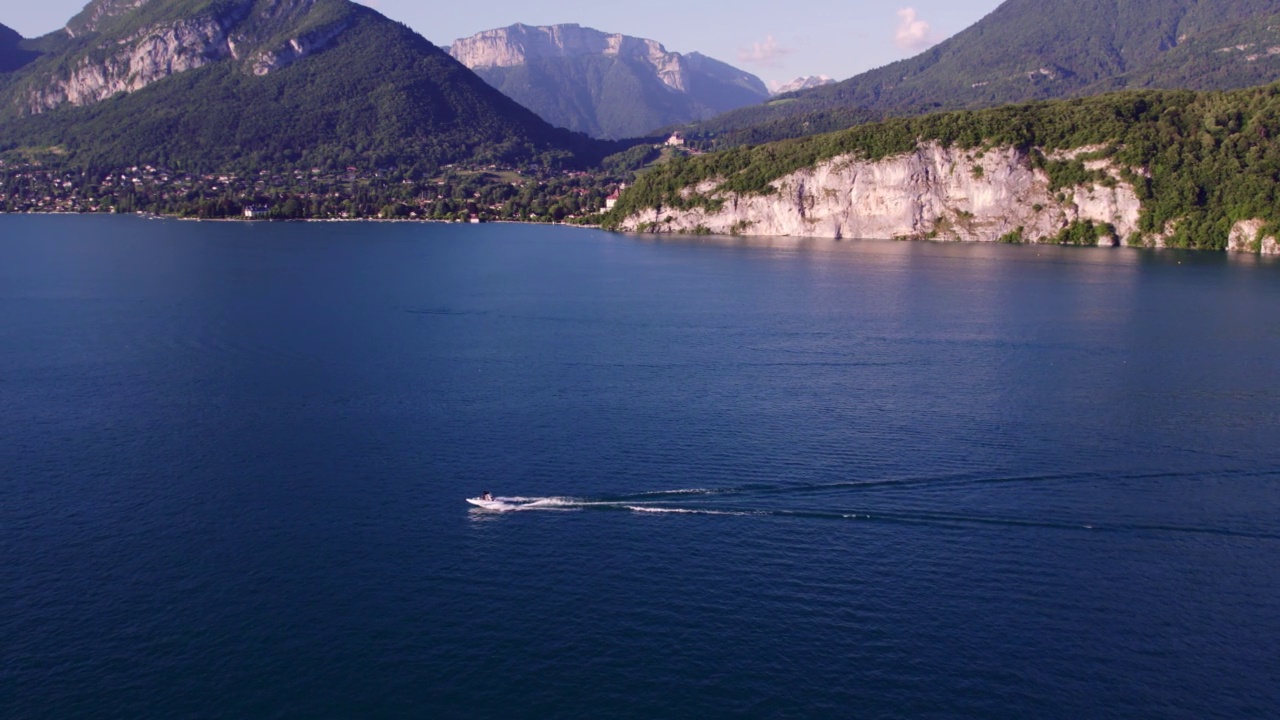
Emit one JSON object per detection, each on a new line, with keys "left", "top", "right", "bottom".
{"left": 894, "top": 7, "right": 937, "bottom": 52}
{"left": 738, "top": 34, "right": 791, "bottom": 67}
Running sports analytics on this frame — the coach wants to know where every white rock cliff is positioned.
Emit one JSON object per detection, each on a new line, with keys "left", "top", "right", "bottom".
{"left": 619, "top": 143, "right": 1154, "bottom": 247}
{"left": 25, "top": 0, "right": 346, "bottom": 114}
{"left": 29, "top": 17, "right": 238, "bottom": 112}
{"left": 449, "top": 23, "right": 759, "bottom": 95}
{"left": 1227, "top": 219, "right": 1280, "bottom": 254}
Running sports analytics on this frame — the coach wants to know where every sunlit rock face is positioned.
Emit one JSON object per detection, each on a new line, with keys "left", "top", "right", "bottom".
{"left": 619, "top": 143, "right": 1148, "bottom": 247}
{"left": 448, "top": 23, "right": 770, "bottom": 138}
{"left": 24, "top": 0, "right": 349, "bottom": 114}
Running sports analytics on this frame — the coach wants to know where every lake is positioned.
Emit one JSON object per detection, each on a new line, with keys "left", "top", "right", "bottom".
{"left": 3, "top": 215, "right": 1279, "bottom": 719}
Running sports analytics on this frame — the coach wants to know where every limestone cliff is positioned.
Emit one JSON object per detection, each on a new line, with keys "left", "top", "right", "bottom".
{"left": 617, "top": 143, "right": 1148, "bottom": 247}
{"left": 18, "top": 0, "right": 352, "bottom": 115}
{"left": 1227, "top": 219, "right": 1280, "bottom": 254}
{"left": 28, "top": 14, "right": 243, "bottom": 112}
{"left": 449, "top": 23, "right": 759, "bottom": 94}
{"left": 448, "top": 23, "right": 769, "bottom": 138}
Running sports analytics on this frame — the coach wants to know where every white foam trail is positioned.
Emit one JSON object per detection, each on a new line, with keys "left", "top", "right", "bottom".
{"left": 474, "top": 493, "right": 754, "bottom": 515}
{"left": 631, "top": 488, "right": 714, "bottom": 497}
{"left": 625, "top": 506, "right": 755, "bottom": 516}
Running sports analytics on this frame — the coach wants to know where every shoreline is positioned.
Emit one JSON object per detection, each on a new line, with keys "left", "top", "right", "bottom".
{"left": 6, "top": 209, "right": 1279, "bottom": 254}
{"left": 0, "top": 209, "right": 605, "bottom": 229}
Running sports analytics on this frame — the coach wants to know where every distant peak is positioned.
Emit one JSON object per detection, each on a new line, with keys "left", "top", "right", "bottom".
{"left": 450, "top": 23, "right": 675, "bottom": 68}
{"left": 770, "top": 75, "right": 836, "bottom": 95}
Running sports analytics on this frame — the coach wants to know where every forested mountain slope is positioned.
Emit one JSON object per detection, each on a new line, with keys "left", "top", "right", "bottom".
{"left": 684, "top": 0, "right": 1280, "bottom": 147}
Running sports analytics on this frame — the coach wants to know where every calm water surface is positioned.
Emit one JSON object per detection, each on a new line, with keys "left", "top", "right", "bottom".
{"left": 3, "top": 216, "right": 1279, "bottom": 718}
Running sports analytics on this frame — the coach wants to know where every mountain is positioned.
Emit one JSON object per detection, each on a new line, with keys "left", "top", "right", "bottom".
{"left": 448, "top": 23, "right": 769, "bottom": 139}
{"left": 771, "top": 76, "right": 834, "bottom": 95}
{"left": 606, "top": 82, "right": 1280, "bottom": 253}
{"left": 685, "top": 0, "right": 1280, "bottom": 146}
{"left": 0, "top": 0, "right": 613, "bottom": 172}
{"left": 0, "top": 23, "right": 38, "bottom": 73}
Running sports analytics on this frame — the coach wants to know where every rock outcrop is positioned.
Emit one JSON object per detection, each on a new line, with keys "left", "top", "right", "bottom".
{"left": 1227, "top": 219, "right": 1280, "bottom": 254}
{"left": 618, "top": 143, "right": 1145, "bottom": 246}
{"left": 249, "top": 20, "right": 350, "bottom": 76}
{"left": 20, "top": 0, "right": 350, "bottom": 114}
{"left": 28, "top": 15, "right": 243, "bottom": 112}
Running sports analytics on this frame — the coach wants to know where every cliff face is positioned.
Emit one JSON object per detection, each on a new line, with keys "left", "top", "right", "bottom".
{"left": 17, "top": 0, "right": 352, "bottom": 115}
{"left": 449, "top": 23, "right": 748, "bottom": 93}
{"left": 618, "top": 143, "right": 1147, "bottom": 246}
{"left": 448, "top": 23, "right": 769, "bottom": 138}
{"left": 1227, "top": 219, "right": 1280, "bottom": 254}
{"left": 28, "top": 14, "right": 241, "bottom": 112}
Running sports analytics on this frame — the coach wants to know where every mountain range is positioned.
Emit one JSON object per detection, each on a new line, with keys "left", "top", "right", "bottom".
{"left": 0, "top": 0, "right": 613, "bottom": 172}
{"left": 448, "top": 24, "right": 769, "bottom": 140}
{"left": 6, "top": 0, "right": 1280, "bottom": 207}
{"left": 686, "top": 0, "right": 1280, "bottom": 145}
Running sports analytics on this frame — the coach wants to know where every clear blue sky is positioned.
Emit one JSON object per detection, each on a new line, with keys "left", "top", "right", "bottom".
{"left": 5, "top": 0, "right": 1004, "bottom": 86}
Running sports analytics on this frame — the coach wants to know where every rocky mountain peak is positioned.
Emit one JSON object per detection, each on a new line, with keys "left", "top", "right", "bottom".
{"left": 771, "top": 75, "right": 835, "bottom": 95}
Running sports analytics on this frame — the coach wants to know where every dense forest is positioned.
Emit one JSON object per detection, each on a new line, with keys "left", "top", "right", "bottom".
{"left": 607, "top": 83, "right": 1280, "bottom": 250}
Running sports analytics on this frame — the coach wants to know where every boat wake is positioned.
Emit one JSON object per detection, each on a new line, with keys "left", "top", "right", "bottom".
{"left": 465, "top": 472, "right": 1280, "bottom": 539}
{"left": 467, "top": 493, "right": 751, "bottom": 515}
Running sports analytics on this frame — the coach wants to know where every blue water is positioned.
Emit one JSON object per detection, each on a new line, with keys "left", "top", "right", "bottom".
{"left": 3, "top": 216, "right": 1279, "bottom": 719}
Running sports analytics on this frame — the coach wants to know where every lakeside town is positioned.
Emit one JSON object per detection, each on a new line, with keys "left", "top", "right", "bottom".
{"left": 0, "top": 158, "right": 634, "bottom": 222}
{"left": 0, "top": 133, "right": 700, "bottom": 222}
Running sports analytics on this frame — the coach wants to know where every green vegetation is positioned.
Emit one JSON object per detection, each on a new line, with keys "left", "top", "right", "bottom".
{"left": 606, "top": 83, "right": 1280, "bottom": 250}
{"left": 1052, "top": 220, "right": 1116, "bottom": 246}
{"left": 998, "top": 227, "right": 1026, "bottom": 244}
{"left": 674, "top": 0, "right": 1280, "bottom": 149}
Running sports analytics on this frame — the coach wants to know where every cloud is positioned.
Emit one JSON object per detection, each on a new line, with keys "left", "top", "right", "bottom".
{"left": 738, "top": 34, "right": 791, "bottom": 67}
{"left": 894, "top": 7, "right": 937, "bottom": 52}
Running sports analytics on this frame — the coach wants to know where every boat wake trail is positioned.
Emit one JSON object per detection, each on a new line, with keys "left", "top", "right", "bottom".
{"left": 467, "top": 474, "right": 1280, "bottom": 540}
{"left": 468, "top": 494, "right": 754, "bottom": 516}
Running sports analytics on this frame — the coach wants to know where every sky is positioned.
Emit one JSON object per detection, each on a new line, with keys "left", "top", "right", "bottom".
{"left": 5, "top": 0, "right": 1005, "bottom": 87}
